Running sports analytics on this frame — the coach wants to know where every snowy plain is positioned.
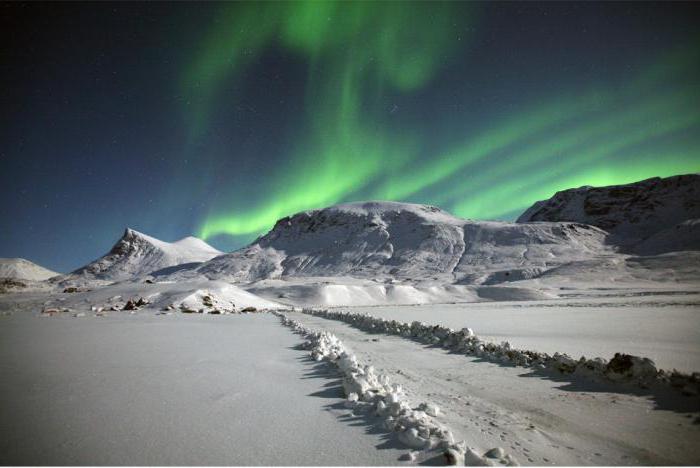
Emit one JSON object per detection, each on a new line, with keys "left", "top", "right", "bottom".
{"left": 291, "top": 311, "right": 700, "bottom": 466}
{"left": 343, "top": 293, "right": 700, "bottom": 373}
{"left": 0, "top": 308, "right": 406, "bottom": 465}
{"left": 1, "top": 288, "right": 699, "bottom": 466}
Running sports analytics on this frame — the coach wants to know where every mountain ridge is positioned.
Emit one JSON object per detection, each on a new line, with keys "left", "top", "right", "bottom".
{"left": 193, "top": 201, "right": 610, "bottom": 285}
{"left": 53, "top": 175, "right": 700, "bottom": 289}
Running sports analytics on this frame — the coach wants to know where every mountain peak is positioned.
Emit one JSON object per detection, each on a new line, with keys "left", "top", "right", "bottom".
{"left": 66, "top": 229, "right": 222, "bottom": 283}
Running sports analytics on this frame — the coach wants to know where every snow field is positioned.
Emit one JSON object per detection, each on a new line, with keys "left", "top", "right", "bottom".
{"left": 349, "top": 297, "right": 700, "bottom": 372}
{"left": 0, "top": 310, "right": 413, "bottom": 465}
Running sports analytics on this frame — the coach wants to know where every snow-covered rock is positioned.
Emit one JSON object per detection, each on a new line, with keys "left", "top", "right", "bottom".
{"left": 62, "top": 228, "right": 222, "bottom": 283}
{"left": 517, "top": 174, "right": 700, "bottom": 252}
{"left": 0, "top": 258, "right": 58, "bottom": 281}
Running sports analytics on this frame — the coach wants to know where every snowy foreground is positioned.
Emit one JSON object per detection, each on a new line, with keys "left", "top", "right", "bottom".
{"left": 1, "top": 289, "right": 699, "bottom": 466}
{"left": 0, "top": 310, "right": 406, "bottom": 465}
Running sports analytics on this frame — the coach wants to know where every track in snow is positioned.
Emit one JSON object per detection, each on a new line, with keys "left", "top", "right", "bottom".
{"left": 290, "top": 311, "right": 700, "bottom": 465}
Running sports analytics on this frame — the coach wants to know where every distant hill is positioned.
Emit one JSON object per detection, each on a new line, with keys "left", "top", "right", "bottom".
{"left": 62, "top": 228, "right": 222, "bottom": 283}
{"left": 0, "top": 258, "right": 59, "bottom": 281}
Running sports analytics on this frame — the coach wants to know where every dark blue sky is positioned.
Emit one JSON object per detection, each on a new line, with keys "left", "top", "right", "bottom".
{"left": 2, "top": 2, "right": 698, "bottom": 273}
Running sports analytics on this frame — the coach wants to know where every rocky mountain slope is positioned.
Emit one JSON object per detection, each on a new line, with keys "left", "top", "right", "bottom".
{"left": 517, "top": 174, "right": 700, "bottom": 253}
{"left": 62, "top": 228, "right": 222, "bottom": 283}
{"left": 0, "top": 258, "right": 58, "bottom": 281}
{"left": 194, "top": 201, "right": 610, "bottom": 285}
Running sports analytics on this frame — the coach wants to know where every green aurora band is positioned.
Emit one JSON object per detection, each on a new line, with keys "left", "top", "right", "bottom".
{"left": 183, "top": 2, "right": 700, "bottom": 241}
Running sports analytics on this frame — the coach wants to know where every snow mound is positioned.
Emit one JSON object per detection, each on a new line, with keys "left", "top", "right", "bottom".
{"left": 0, "top": 258, "right": 59, "bottom": 281}
{"left": 517, "top": 174, "right": 700, "bottom": 252}
{"left": 170, "top": 283, "right": 282, "bottom": 314}
{"left": 63, "top": 228, "right": 222, "bottom": 283}
{"left": 475, "top": 286, "right": 556, "bottom": 301}
{"left": 247, "top": 278, "right": 482, "bottom": 307}
{"left": 246, "top": 278, "right": 554, "bottom": 307}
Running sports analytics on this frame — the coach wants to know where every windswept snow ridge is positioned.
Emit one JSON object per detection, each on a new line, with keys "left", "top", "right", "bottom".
{"left": 301, "top": 309, "right": 700, "bottom": 395}
{"left": 273, "top": 311, "right": 518, "bottom": 466}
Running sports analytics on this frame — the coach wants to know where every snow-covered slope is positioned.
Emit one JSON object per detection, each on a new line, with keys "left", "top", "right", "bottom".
{"left": 195, "top": 201, "right": 609, "bottom": 285}
{"left": 0, "top": 258, "right": 59, "bottom": 281}
{"left": 64, "top": 228, "right": 222, "bottom": 283}
{"left": 517, "top": 174, "right": 700, "bottom": 252}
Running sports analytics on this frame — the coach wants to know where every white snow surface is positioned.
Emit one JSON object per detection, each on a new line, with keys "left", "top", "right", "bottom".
{"left": 62, "top": 228, "right": 222, "bottom": 284}
{"left": 0, "top": 257, "right": 58, "bottom": 281}
{"left": 1, "top": 285, "right": 698, "bottom": 465}
{"left": 291, "top": 311, "right": 700, "bottom": 466}
{"left": 42, "top": 278, "right": 283, "bottom": 312}
{"left": 245, "top": 277, "right": 555, "bottom": 308}
{"left": 329, "top": 292, "right": 700, "bottom": 373}
{"left": 0, "top": 309, "right": 406, "bottom": 465}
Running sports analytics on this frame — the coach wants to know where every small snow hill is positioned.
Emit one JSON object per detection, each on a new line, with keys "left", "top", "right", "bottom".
{"left": 63, "top": 228, "right": 222, "bottom": 283}
{"left": 0, "top": 258, "right": 58, "bottom": 281}
{"left": 194, "top": 201, "right": 609, "bottom": 285}
{"left": 517, "top": 174, "right": 700, "bottom": 253}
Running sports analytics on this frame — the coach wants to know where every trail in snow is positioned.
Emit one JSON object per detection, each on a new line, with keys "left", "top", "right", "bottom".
{"left": 290, "top": 311, "right": 700, "bottom": 466}
{"left": 273, "top": 311, "right": 517, "bottom": 466}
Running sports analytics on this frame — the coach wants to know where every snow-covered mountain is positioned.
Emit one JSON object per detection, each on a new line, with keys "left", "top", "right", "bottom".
{"left": 194, "top": 201, "right": 609, "bottom": 285}
{"left": 517, "top": 174, "right": 700, "bottom": 252}
{"left": 45, "top": 174, "right": 700, "bottom": 297}
{"left": 63, "top": 228, "right": 222, "bottom": 283}
{"left": 0, "top": 258, "right": 59, "bottom": 281}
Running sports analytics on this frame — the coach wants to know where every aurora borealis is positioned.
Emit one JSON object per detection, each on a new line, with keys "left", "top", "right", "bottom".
{"left": 187, "top": 2, "right": 700, "bottom": 241}
{"left": 1, "top": 1, "right": 699, "bottom": 271}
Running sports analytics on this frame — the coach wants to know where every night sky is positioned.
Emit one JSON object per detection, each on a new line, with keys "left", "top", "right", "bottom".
{"left": 2, "top": 1, "right": 699, "bottom": 273}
